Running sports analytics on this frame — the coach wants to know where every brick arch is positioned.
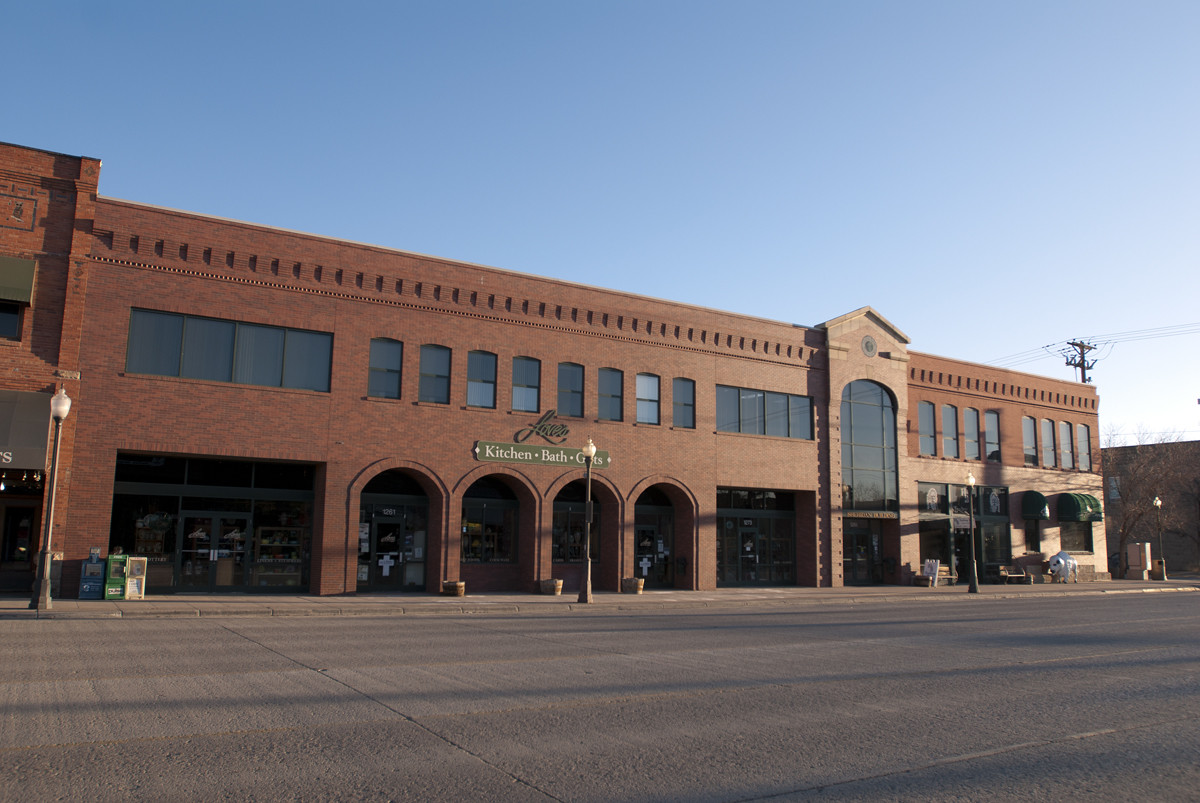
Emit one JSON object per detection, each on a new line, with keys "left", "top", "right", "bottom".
{"left": 451, "top": 464, "right": 544, "bottom": 592}
{"left": 541, "top": 466, "right": 625, "bottom": 593}
{"left": 342, "top": 458, "right": 449, "bottom": 594}
{"left": 628, "top": 475, "right": 702, "bottom": 590}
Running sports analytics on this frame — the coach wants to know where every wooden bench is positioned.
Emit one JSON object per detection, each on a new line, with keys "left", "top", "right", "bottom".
{"left": 914, "top": 563, "right": 955, "bottom": 587}
{"left": 997, "top": 564, "right": 1034, "bottom": 585}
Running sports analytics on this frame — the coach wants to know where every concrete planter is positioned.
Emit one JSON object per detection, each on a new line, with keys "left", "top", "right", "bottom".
{"left": 540, "top": 578, "right": 563, "bottom": 595}
{"left": 441, "top": 580, "right": 465, "bottom": 597}
{"left": 621, "top": 577, "right": 644, "bottom": 594}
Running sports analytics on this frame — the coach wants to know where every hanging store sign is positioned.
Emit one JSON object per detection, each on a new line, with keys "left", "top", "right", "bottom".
{"left": 474, "top": 441, "right": 610, "bottom": 469}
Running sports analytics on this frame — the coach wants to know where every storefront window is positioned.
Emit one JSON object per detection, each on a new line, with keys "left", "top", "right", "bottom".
{"left": 716, "top": 488, "right": 795, "bottom": 586}
{"left": 552, "top": 481, "right": 600, "bottom": 563}
{"left": 461, "top": 478, "right": 518, "bottom": 563}
{"left": 109, "top": 453, "right": 316, "bottom": 592}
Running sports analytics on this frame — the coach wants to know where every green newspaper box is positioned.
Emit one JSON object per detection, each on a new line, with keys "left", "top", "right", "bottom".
{"left": 104, "top": 554, "right": 128, "bottom": 600}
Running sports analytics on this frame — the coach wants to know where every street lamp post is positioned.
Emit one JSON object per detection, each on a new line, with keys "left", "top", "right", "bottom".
{"left": 1153, "top": 496, "right": 1166, "bottom": 581}
{"left": 577, "top": 438, "right": 597, "bottom": 604}
{"left": 30, "top": 387, "right": 72, "bottom": 611}
{"left": 966, "top": 472, "right": 979, "bottom": 594}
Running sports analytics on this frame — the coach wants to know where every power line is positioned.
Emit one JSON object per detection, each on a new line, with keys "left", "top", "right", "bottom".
{"left": 988, "top": 322, "right": 1200, "bottom": 372}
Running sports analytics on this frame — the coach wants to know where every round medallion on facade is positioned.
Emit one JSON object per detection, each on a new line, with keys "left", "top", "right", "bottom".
{"left": 861, "top": 335, "right": 878, "bottom": 358}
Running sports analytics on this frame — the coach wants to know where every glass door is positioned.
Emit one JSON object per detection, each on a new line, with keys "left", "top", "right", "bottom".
{"left": 358, "top": 513, "right": 427, "bottom": 591}
{"left": 843, "top": 520, "right": 882, "bottom": 585}
{"left": 739, "top": 529, "right": 760, "bottom": 583}
{"left": 179, "top": 513, "right": 250, "bottom": 590}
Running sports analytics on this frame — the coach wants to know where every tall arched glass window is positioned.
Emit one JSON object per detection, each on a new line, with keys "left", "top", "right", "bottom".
{"left": 841, "top": 380, "right": 898, "bottom": 512}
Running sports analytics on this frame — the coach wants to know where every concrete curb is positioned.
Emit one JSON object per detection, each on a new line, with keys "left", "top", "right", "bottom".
{"left": 4, "top": 582, "right": 1196, "bottom": 621}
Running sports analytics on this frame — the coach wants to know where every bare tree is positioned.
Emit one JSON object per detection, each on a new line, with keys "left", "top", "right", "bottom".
{"left": 1103, "top": 432, "right": 1192, "bottom": 577}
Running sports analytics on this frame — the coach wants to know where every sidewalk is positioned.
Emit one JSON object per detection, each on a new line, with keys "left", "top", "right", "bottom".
{"left": 4, "top": 575, "right": 1198, "bottom": 620}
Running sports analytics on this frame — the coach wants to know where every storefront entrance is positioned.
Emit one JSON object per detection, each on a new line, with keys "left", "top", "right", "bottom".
{"left": 843, "top": 519, "right": 883, "bottom": 585}
{"left": 634, "top": 525, "right": 672, "bottom": 587}
{"left": 179, "top": 513, "right": 251, "bottom": 590}
{"left": 716, "top": 488, "right": 797, "bottom": 586}
{"left": 360, "top": 515, "right": 427, "bottom": 590}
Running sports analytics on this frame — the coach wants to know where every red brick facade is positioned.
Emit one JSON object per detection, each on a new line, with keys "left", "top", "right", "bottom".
{"left": 0, "top": 142, "right": 1108, "bottom": 597}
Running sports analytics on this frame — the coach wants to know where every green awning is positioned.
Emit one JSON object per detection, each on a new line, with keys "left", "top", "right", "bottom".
{"left": 1021, "top": 491, "right": 1050, "bottom": 521}
{"left": 1057, "top": 493, "right": 1104, "bottom": 522}
{"left": 0, "top": 256, "right": 35, "bottom": 304}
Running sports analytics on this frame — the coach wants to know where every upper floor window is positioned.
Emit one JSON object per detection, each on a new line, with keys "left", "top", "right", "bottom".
{"left": 466, "top": 350, "right": 497, "bottom": 408}
{"left": 126, "top": 309, "right": 332, "bottom": 392}
{"left": 1058, "top": 421, "right": 1075, "bottom": 469}
{"left": 1076, "top": 424, "right": 1092, "bottom": 472}
{"left": 716, "top": 385, "right": 813, "bottom": 439}
{"left": 1022, "top": 416, "right": 1038, "bottom": 466}
{"left": 941, "top": 405, "right": 959, "bottom": 458}
{"left": 0, "top": 256, "right": 33, "bottom": 340}
{"left": 636, "top": 373, "right": 660, "bottom": 425}
{"left": 368, "top": 338, "right": 403, "bottom": 399}
{"left": 841, "top": 380, "right": 898, "bottom": 512}
{"left": 672, "top": 377, "right": 695, "bottom": 429}
{"left": 964, "top": 408, "right": 980, "bottom": 461}
{"left": 1040, "top": 419, "right": 1056, "bottom": 467}
{"left": 418, "top": 344, "right": 451, "bottom": 404}
{"left": 511, "top": 357, "right": 540, "bottom": 413}
{"left": 598, "top": 368, "right": 624, "bottom": 421}
{"left": 918, "top": 401, "right": 936, "bottom": 456}
{"left": 0, "top": 301, "right": 21, "bottom": 340}
{"left": 557, "top": 363, "right": 584, "bottom": 417}
{"left": 984, "top": 411, "right": 1001, "bottom": 462}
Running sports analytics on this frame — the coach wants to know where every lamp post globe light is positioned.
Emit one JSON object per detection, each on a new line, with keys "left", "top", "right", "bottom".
{"left": 966, "top": 471, "right": 979, "bottom": 594}
{"left": 1153, "top": 496, "right": 1165, "bottom": 581}
{"left": 30, "top": 387, "right": 72, "bottom": 611}
{"left": 577, "top": 438, "right": 597, "bottom": 604}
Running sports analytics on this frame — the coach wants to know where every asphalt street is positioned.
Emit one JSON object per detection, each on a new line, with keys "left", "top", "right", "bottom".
{"left": 2, "top": 589, "right": 1199, "bottom": 802}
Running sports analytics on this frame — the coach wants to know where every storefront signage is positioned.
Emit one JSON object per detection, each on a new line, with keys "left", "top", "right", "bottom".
{"left": 843, "top": 511, "right": 898, "bottom": 519}
{"left": 474, "top": 441, "right": 610, "bottom": 469}
{"left": 514, "top": 410, "right": 570, "bottom": 444}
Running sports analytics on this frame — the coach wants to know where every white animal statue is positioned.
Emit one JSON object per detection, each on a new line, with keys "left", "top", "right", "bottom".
{"left": 1048, "top": 551, "right": 1079, "bottom": 583}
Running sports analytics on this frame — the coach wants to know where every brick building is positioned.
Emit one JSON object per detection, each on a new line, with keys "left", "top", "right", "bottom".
{"left": 0, "top": 141, "right": 1108, "bottom": 597}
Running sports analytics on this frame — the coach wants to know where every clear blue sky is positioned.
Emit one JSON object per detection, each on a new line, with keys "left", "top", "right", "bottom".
{"left": 10, "top": 1, "right": 1199, "bottom": 440}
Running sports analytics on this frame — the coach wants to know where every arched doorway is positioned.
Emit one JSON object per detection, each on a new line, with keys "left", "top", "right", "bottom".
{"left": 358, "top": 470, "right": 429, "bottom": 591}
{"left": 634, "top": 486, "right": 675, "bottom": 588}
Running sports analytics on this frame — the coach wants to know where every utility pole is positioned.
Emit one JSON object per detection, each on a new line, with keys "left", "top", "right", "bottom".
{"left": 1065, "top": 340, "right": 1096, "bottom": 383}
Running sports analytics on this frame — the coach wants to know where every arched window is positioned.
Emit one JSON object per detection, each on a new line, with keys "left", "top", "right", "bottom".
{"left": 841, "top": 380, "right": 898, "bottom": 512}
